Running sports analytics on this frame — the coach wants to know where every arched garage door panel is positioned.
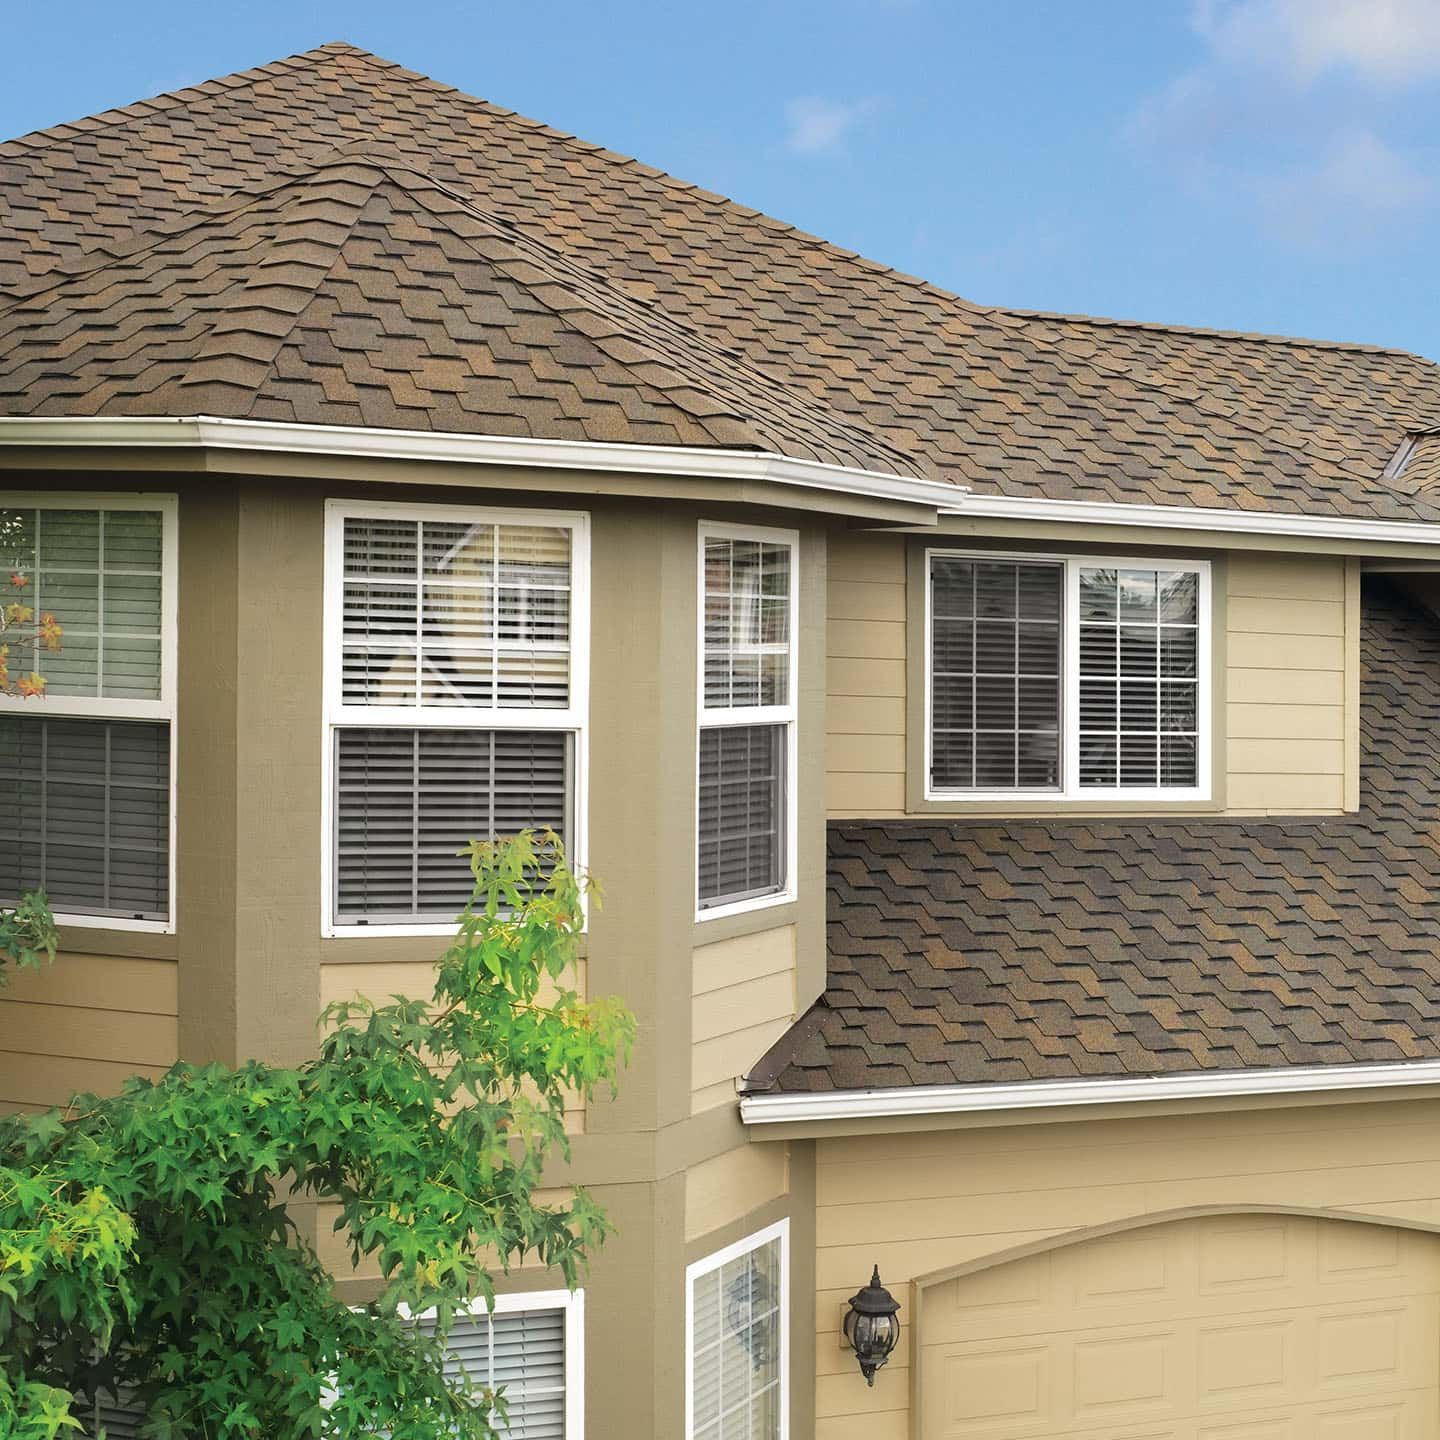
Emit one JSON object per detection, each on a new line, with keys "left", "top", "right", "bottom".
{"left": 920, "top": 1214, "right": 1440, "bottom": 1439}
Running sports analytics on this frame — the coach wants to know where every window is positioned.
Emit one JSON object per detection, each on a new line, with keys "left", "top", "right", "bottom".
{"left": 414, "top": 1290, "right": 584, "bottom": 1438}
{"left": 0, "top": 498, "right": 176, "bottom": 929}
{"left": 95, "top": 1291, "right": 584, "bottom": 1439}
{"left": 927, "top": 551, "right": 1209, "bottom": 800}
{"left": 696, "top": 526, "right": 797, "bottom": 917}
{"left": 686, "top": 1220, "right": 788, "bottom": 1440}
{"left": 323, "top": 503, "right": 588, "bottom": 933}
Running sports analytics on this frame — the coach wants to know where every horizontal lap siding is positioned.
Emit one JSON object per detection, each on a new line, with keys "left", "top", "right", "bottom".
{"left": 0, "top": 951, "right": 178, "bottom": 1111}
{"left": 826, "top": 535, "right": 907, "bottom": 819}
{"left": 691, "top": 926, "right": 796, "bottom": 1114}
{"left": 814, "top": 1097, "right": 1440, "bottom": 1438}
{"left": 1224, "top": 554, "right": 1349, "bottom": 814}
{"left": 824, "top": 539, "right": 1355, "bottom": 820}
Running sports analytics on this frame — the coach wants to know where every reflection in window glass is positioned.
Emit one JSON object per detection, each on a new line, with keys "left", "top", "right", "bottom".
{"left": 690, "top": 1232, "right": 784, "bottom": 1440}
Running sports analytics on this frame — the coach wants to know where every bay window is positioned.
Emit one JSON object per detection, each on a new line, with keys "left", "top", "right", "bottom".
{"left": 927, "top": 551, "right": 1209, "bottom": 801}
{"left": 0, "top": 497, "right": 176, "bottom": 929}
{"left": 696, "top": 525, "right": 798, "bottom": 917}
{"left": 323, "top": 502, "right": 587, "bottom": 932}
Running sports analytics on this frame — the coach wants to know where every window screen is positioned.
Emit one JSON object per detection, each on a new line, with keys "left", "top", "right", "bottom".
{"left": 0, "top": 716, "right": 170, "bottom": 922}
{"left": 930, "top": 557, "right": 1062, "bottom": 791}
{"left": 697, "top": 724, "right": 784, "bottom": 909}
{"left": 690, "top": 1233, "right": 784, "bottom": 1440}
{"left": 1077, "top": 566, "right": 1200, "bottom": 788}
{"left": 420, "top": 1306, "right": 569, "bottom": 1439}
{"left": 335, "top": 728, "right": 570, "bottom": 924}
{"left": 0, "top": 507, "right": 165, "bottom": 700}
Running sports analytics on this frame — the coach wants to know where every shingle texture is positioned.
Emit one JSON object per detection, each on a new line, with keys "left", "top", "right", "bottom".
{"left": 0, "top": 154, "right": 928, "bottom": 474}
{"left": 747, "top": 580, "right": 1440, "bottom": 1094}
{"left": 3, "top": 41, "right": 1440, "bottom": 519}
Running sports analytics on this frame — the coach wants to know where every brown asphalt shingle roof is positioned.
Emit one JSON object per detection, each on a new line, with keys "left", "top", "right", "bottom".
{"left": 747, "top": 580, "right": 1440, "bottom": 1094}
{"left": 0, "top": 153, "right": 929, "bottom": 474}
{"left": 3, "top": 41, "right": 1440, "bottom": 519}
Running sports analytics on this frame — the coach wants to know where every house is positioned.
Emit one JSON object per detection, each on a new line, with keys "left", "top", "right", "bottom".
{"left": 7, "top": 37, "right": 1440, "bottom": 1438}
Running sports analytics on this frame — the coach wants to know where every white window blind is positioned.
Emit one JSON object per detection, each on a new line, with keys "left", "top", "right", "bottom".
{"left": 0, "top": 500, "right": 175, "bottom": 928}
{"left": 926, "top": 550, "right": 1209, "bottom": 801}
{"left": 325, "top": 505, "right": 587, "bottom": 932}
{"left": 688, "top": 1225, "right": 787, "bottom": 1440}
{"left": 1077, "top": 566, "right": 1200, "bottom": 788}
{"left": 420, "top": 1304, "right": 570, "bottom": 1439}
{"left": 696, "top": 527, "right": 797, "bottom": 917}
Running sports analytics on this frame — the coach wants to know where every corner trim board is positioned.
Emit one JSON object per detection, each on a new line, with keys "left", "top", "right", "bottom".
{"left": 738, "top": 1059, "right": 1440, "bottom": 1124}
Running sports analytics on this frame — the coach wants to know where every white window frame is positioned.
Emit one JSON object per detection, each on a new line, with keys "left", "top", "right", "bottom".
{"left": 694, "top": 522, "right": 800, "bottom": 923}
{"left": 924, "top": 548, "right": 1212, "bottom": 804}
{"left": 0, "top": 491, "right": 179, "bottom": 934}
{"left": 375, "top": 1287, "right": 585, "bottom": 1436}
{"left": 321, "top": 499, "right": 590, "bottom": 938}
{"left": 685, "top": 1217, "right": 790, "bottom": 1440}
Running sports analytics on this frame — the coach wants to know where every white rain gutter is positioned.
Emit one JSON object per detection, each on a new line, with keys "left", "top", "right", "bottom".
{"left": 0, "top": 415, "right": 967, "bottom": 512}
{"left": 957, "top": 490, "right": 1440, "bottom": 547}
{"left": 9, "top": 414, "right": 1440, "bottom": 546}
{"left": 739, "top": 1058, "right": 1440, "bottom": 1125}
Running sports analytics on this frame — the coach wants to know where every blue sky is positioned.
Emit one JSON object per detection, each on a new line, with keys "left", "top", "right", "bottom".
{"left": 5, "top": 0, "right": 1440, "bottom": 357}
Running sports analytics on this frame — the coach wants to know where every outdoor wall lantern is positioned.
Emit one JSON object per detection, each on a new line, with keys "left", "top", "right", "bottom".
{"left": 842, "top": 1265, "right": 901, "bottom": 1386}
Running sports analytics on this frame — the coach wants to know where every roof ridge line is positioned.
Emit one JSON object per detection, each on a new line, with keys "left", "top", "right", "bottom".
{"left": 995, "top": 300, "right": 1425, "bottom": 361}
{"left": 0, "top": 147, "right": 390, "bottom": 315}
{"left": 0, "top": 41, "right": 366, "bottom": 158}
{"left": 329, "top": 46, "right": 993, "bottom": 314}
{"left": 386, "top": 161, "right": 936, "bottom": 479}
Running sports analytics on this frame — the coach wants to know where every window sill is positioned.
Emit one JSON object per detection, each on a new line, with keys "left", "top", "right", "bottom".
{"left": 694, "top": 887, "right": 795, "bottom": 927}
{"left": 924, "top": 786, "right": 1211, "bottom": 806}
{"left": 52, "top": 911, "right": 173, "bottom": 936}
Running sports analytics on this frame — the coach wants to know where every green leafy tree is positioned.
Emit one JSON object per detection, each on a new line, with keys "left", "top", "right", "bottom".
{"left": 0, "top": 833, "right": 632, "bottom": 1438}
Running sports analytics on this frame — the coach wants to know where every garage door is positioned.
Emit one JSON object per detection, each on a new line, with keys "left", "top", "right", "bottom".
{"left": 920, "top": 1213, "right": 1440, "bottom": 1440}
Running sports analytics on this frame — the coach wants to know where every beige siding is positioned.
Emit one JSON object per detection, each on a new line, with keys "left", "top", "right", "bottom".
{"left": 684, "top": 1141, "right": 790, "bottom": 1243}
{"left": 812, "top": 1098, "right": 1440, "bottom": 1439}
{"left": 0, "top": 951, "right": 178, "bottom": 1111}
{"left": 826, "top": 540, "right": 1356, "bottom": 820}
{"left": 827, "top": 534, "right": 907, "bottom": 818}
{"left": 1225, "top": 552, "right": 1349, "bottom": 814}
{"left": 691, "top": 926, "right": 796, "bottom": 1114}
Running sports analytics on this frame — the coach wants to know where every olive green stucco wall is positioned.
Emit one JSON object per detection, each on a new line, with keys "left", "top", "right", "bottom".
{"left": 9, "top": 469, "right": 826, "bottom": 1440}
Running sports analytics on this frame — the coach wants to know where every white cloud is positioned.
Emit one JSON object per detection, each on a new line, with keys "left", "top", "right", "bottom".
{"left": 1193, "top": 0, "right": 1440, "bottom": 85}
{"left": 1256, "top": 129, "right": 1435, "bottom": 245}
{"left": 783, "top": 96, "right": 878, "bottom": 155}
{"left": 1125, "top": 0, "right": 1440, "bottom": 247}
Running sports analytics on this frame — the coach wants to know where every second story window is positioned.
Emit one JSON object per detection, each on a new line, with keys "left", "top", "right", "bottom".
{"left": 323, "top": 503, "right": 588, "bottom": 933}
{"left": 927, "top": 550, "right": 1209, "bottom": 801}
{"left": 696, "top": 524, "right": 798, "bottom": 918}
{"left": 0, "top": 497, "right": 176, "bottom": 930}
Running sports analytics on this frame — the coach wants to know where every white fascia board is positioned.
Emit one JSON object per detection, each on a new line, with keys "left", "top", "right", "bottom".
{"left": 739, "top": 1058, "right": 1440, "bottom": 1125}
{"left": 0, "top": 414, "right": 964, "bottom": 512}
{"left": 955, "top": 491, "right": 1440, "bottom": 547}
